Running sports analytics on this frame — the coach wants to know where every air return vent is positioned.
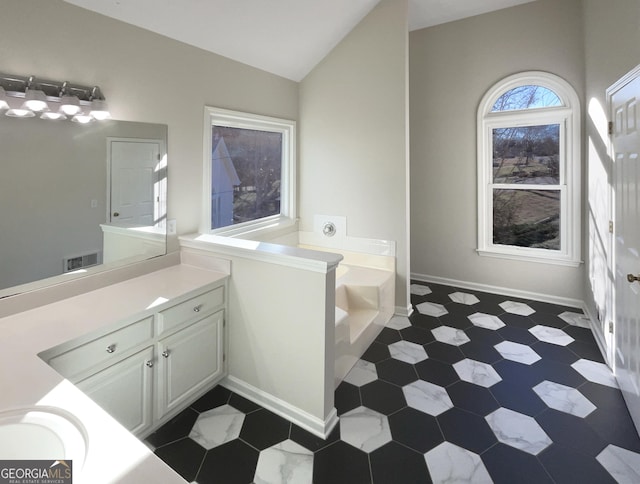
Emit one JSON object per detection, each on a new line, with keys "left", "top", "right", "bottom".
{"left": 63, "top": 251, "right": 100, "bottom": 273}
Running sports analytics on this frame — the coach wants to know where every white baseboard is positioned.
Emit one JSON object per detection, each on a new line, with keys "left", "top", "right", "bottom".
{"left": 581, "top": 303, "right": 612, "bottom": 368}
{"left": 395, "top": 304, "right": 413, "bottom": 317}
{"left": 411, "top": 272, "right": 583, "bottom": 309}
{"left": 220, "top": 375, "right": 339, "bottom": 439}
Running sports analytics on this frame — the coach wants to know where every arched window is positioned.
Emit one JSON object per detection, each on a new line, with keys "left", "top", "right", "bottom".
{"left": 477, "top": 72, "right": 581, "bottom": 266}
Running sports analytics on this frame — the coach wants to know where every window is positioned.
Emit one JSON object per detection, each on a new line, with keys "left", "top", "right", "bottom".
{"left": 477, "top": 72, "right": 581, "bottom": 266}
{"left": 203, "top": 107, "right": 296, "bottom": 236}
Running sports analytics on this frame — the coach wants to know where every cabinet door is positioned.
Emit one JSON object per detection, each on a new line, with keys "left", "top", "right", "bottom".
{"left": 77, "top": 346, "right": 154, "bottom": 436}
{"left": 157, "top": 310, "right": 224, "bottom": 418}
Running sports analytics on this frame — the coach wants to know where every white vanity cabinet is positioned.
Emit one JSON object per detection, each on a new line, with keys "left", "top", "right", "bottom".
{"left": 77, "top": 346, "right": 155, "bottom": 435}
{"left": 41, "top": 278, "right": 227, "bottom": 437}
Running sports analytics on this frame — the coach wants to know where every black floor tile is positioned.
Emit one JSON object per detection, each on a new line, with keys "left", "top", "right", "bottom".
{"left": 376, "top": 358, "right": 419, "bottom": 386}
{"left": 437, "top": 407, "right": 497, "bottom": 453}
{"left": 447, "top": 380, "right": 500, "bottom": 416}
{"left": 154, "top": 437, "right": 206, "bottom": 482}
{"left": 335, "top": 381, "right": 361, "bottom": 415}
{"left": 498, "top": 312, "right": 536, "bottom": 329}
{"left": 409, "top": 312, "right": 441, "bottom": 331}
{"left": 538, "top": 444, "right": 616, "bottom": 484}
{"left": 532, "top": 341, "right": 580, "bottom": 364}
{"left": 369, "top": 441, "right": 432, "bottom": 484}
{"left": 490, "top": 380, "right": 547, "bottom": 416}
{"left": 464, "top": 325, "right": 504, "bottom": 346}
{"left": 313, "top": 441, "right": 371, "bottom": 484}
{"left": 438, "top": 312, "right": 474, "bottom": 330}
{"left": 536, "top": 408, "right": 607, "bottom": 457}
{"left": 388, "top": 407, "right": 443, "bottom": 453}
{"left": 414, "top": 358, "right": 460, "bottom": 387}
{"left": 533, "top": 359, "right": 586, "bottom": 387}
{"left": 424, "top": 341, "right": 465, "bottom": 364}
{"left": 375, "top": 327, "right": 402, "bottom": 345}
{"left": 399, "top": 325, "right": 435, "bottom": 345}
{"left": 530, "top": 311, "right": 568, "bottom": 329}
{"left": 190, "top": 384, "right": 231, "bottom": 412}
{"left": 361, "top": 341, "right": 390, "bottom": 363}
{"left": 239, "top": 408, "right": 290, "bottom": 450}
{"left": 145, "top": 407, "right": 199, "bottom": 448}
{"left": 498, "top": 325, "right": 539, "bottom": 345}
{"left": 569, "top": 339, "right": 606, "bottom": 362}
{"left": 460, "top": 340, "right": 503, "bottom": 364}
{"left": 290, "top": 423, "right": 339, "bottom": 452}
{"left": 482, "top": 443, "right": 555, "bottom": 484}
{"left": 564, "top": 324, "right": 598, "bottom": 343}
{"left": 228, "top": 392, "right": 262, "bottom": 413}
{"left": 360, "top": 379, "right": 406, "bottom": 415}
{"left": 196, "top": 440, "right": 258, "bottom": 484}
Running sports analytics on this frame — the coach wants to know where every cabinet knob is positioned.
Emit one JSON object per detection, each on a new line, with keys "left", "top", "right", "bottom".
{"left": 162, "top": 350, "right": 170, "bottom": 358}
{"left": 146, "top": 360, "right": 154, "bottom": 368}
{"left": 193, "top": 304, "right": 203, "bottom": 313}
{"left": 106, "top": 344, "right": 116, "bottom": 353}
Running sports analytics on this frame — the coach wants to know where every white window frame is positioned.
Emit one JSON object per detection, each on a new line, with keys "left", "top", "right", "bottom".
{"left": 477, "top": 71, "right": 581, "bottom": 266}
{"left": 202, "top": 106, "right": 296, "bottom": 237}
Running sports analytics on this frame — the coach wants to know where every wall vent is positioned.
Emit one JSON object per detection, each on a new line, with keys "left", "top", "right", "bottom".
{"left": 63, "top": 251, "right": 100, "bottom": 273}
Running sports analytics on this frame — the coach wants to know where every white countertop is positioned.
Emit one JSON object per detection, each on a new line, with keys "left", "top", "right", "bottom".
{"left": 0, "top": 263, "right": 228, "bottom": 483}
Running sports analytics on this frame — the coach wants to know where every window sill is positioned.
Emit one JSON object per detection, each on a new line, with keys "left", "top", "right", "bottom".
{"left": 205, "top": 215, "right": 298, "bottom": 241}
{"left": 476, "top": 248, "right": 582, "bottom": 267}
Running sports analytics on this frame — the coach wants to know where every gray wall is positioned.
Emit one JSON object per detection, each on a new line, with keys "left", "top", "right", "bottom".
{"left": 0, "top": 0, "right": 299, "bottom": 247}
{"left": 582, "top": 0, "right": 640, "bottom": 360}
{"left": 409, "top": 0, "right": 585, "bottom": 302}
{"left": 299, "top": 0, "right": 411, "bottom": 312}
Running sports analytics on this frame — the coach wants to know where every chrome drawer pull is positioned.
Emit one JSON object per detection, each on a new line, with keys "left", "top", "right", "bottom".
{"left": 106, "top": 344, "right": 116, "bottom": 353}
{"left": 193, "top": 304, "right": 203, "bottom": 313}
{"left": 146, "top": 360, "right": 154, "bottom": 368}
{"left": 162, "top": 350, "right": 170, "bottom": 358}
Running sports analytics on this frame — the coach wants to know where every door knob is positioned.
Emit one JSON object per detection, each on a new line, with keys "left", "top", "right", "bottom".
{"left": 627, "top": 274, "right": 640, "bottom": 283}
{"left": 113, "top": 212, "right": 120, "bottom": 217}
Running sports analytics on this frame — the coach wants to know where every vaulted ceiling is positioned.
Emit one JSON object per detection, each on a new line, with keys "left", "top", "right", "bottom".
{"left": 63, "top": 0, "right": 536, "bottom": 81}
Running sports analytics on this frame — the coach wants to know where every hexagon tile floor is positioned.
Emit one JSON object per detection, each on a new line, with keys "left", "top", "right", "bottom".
{"left": 144, "top": 281, "right": 640, "bottom": 483}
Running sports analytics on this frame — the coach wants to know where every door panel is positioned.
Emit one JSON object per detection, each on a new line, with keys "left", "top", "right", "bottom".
{"left": 110, "top": 140, "right": 160, "bottom": 226}
{"left": 612, "top": 67, "right": 640, "bottom": 433}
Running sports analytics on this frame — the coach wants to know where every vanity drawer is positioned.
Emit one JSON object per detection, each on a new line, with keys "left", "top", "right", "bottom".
{"left": 48, "top": 316, "right": 154, "bottom": 379}
{"left": 157, "top": 286, "right": 224, "bottom": 335}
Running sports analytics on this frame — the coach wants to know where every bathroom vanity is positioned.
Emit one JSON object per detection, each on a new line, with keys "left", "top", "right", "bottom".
{"left": 0, "top": 262, "right": 228, "bottom": 483}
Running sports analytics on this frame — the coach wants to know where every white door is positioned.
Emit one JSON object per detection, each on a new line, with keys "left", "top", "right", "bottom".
{"left": 611, "top": 65, "right": 640, "bottom": 432}
{"left": 109, "top": 139, "right": 161, "bottom": 226}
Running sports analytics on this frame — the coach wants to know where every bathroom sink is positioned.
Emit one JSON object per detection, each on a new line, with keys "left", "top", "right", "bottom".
{"left": 0, "top": 406, "right": 87, "bottom": 466}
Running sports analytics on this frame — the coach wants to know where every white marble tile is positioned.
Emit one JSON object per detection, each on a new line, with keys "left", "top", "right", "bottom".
{"left": 424, "top": 442, "right": 493, "bottom": 484}
{"left": 387, "top": 315, "right": 412, "bottom": 330}
{"left": 499, "top": 301, "right": 535, "bottom": 316}
{"left": 529, "top": 325, "right": 574, "bottom": 346}
{"left": 485, "top": 408, "right": 552, "bottom": 455}
{"left": 571, "top": 359, "right": 618, "bottom": 388}
{"left": 449, "top": 292, "right": 480, "bottom": 305}
{"left": 468, "top": 312, "right": 505, "bottom": 330}
{"left": 494, "top": 341, "right": 541, "bottom": 365}
{"left": 403, "top": 380, "right": 453, "bottom": 416}
{"left": 343, "top": 359, "right": 378, "bottom": 387}
{"left": 189, "top": 404, "right": 245, "bottom": 450}
{"left": 597, "top": 444, "right": 640, "bottom": 484}
{"left": 340, "top": 406, "right": 392, "bottom": 452}
{"left": 432, "top": 326, "right": 470, "bottom": 346}
{"left": 254, "top": 439, "right": 313, "bottom": 484}
{"left": 416, "top": 301, "right": 448, "bottom": 317}
{"left": 411, "top": 284, "right": 432, "bottom": 296}
{"left": 453, "top": 358, "right": 502, "bottom": 388}
{"left": 533, "top": 380, "right": 596, "bottom": 418}
{"left": 389, "top": 340, "right": 428, "bottom": 364}
{"left": 559, "top": 311, "right": 591, "bottom": 328}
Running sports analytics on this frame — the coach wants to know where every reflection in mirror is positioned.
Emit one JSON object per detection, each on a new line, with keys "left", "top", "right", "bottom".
{"left": 0, "top": 117, "right": 168, "bottom": 297}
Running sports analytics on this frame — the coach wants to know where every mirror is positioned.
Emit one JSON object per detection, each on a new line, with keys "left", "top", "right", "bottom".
{"left": 0, "top": 117, "right": 168, "bottom": 297}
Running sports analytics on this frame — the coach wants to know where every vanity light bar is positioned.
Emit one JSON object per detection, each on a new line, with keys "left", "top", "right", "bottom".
{"left": 0, "top": 73, "right": 111, "bottom": 122}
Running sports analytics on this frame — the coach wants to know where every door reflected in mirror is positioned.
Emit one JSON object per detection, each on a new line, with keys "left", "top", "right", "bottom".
{"left": 0, "top": 117, "right": 168, "bottom": 297}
